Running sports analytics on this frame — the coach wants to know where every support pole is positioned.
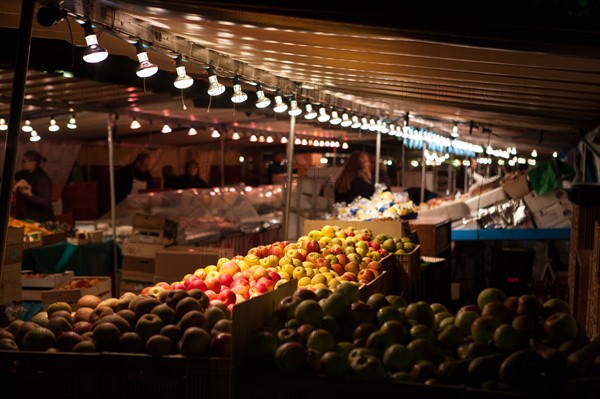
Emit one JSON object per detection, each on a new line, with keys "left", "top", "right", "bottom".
{"left": 220, "top": 133, "right": 225, "bottom": 188}
{"left": 0, "top": 0, "right": 35, "bottom": 267}
{"left": 420, "top": 142, "right": 427, "bottom": 205}
{"left": 107, "top": 114, "right": 119, "bottom": 297}
{"left": 283, "top": 115, "right": 296, "bottom": 241}
{"left": 401, "top": 142, "right": 405, "bottom": 188}
{"left": 375, "top": 131, "right": 381, "bottom": 184}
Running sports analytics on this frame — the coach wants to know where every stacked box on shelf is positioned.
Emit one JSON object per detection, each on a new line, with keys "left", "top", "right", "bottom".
{"left": 21, "top": 270, "right": 75, "bottom": 301}
{"left": 408, "top": 216, "right": 451, "bottom": 257}
{"left": 41, "top": 276, "right": 111, "bottom": 309}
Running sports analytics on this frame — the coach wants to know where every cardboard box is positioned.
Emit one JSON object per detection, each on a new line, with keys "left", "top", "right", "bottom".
{"left": 523, "top": 189, "right": 567, "bottom": 214}
{"left": 7, "top": 226, "right": 24, "bottom": 244}
{"left": 464, "top": 186, "right": 508, "bottom": 214}
{"left": 533, "top": 202, "right": 572, "bottom": 228}
{"left": 1, "top": 263, "right": 22, "bottom": 286}
{"left": 41, "top": 276, "right": 112, "bottom": 308}
{"left": 130, "top": 214, "right": 177, "bottom": 245}
{"left": 0, "top": 283, "right": 21, "bottom": 304}
{"left": 122, "top": 256, "right": 155, "bottom": 274}
{"left": 304, "top": 219, "right": 409, "bottom": 238}
{"left": 3, "top": 243, "right": 23, "bottom": 264}
{"left": 502, "top": 173, "right": 530, "bottom": 199}
{"left": 21, "top": 270, "right": 75, "bottom": 288}
{"left": 121, "top": 242, "right": 165, "bottom": 258}
{"left": 154, "top": 246, "right": 234, "bottom": 283}
{"left": 409, "top": 216, "right": 451, "bottom": 257}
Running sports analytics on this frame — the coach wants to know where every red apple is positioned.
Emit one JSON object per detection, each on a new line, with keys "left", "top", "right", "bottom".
{"left": 218, "top": 273, "right": 234, "bottom": 288}
{"left": 268, "top": 271, "right": 281, "bottom": 282}
{"left": 306, "top": 240, "right": 320, "bottom": 254}
{"left": 344, "top": 261, "right": 360, "bottom": 275}
{"left": 171, "top": 282, "right": 186, "bottom": 291}
{"left": 254, "top": 282, "right": 269, "bottom": 294}
{"left": 220, "top": 261, "right": 241, "bottom": 276}
{"left": 231, "top": 284, "right": 250, "bottom": 300}
{"left": 204, "top": 290, "right": 218, "bottom": 301}
{"left": 370, "top": 242, "right": 380, "bottom": 251}
{"left": 188, "top": 278, "right": 207, "bottom": 292}
{"left": 218, "top": 289, "right": 237, "bottom": 306}
{"left": 205, "top": 277, "right": 221, "bottom": 293}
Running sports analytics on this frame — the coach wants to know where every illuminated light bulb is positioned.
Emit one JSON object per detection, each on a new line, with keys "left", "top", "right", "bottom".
{"left": 258, "top": 135, "right": 265, "bottom": 143}
{"left": 451, "top": 122, "right": 459, "bottom": 137}
{"left": 340, "top": 113, "right": 352, "bottom": 127}
{"left": 249, "top": 134, "right": 258, "bottom": 142}
{"left": 206, "top": 67, "right": 225, "bottom": 96}
{"left": 330, "top": 111, "right": 341, "bottom": 125}
{"left": 304, "top": 104, "right": 317, "bottom": 119}
{"left": 342, "top": 142, "right": 349, "bottom": 149}
{"left": 317, "top": 107, "right": 330, "bottom": 123}
{"left": 48, "top": 117, "right": 60, "bottom": 132}
{"left": 273, "top": 94, "right": 288, "bottom": 113}
{"left": 531, "top": 149, "right": 537, "bottom": 158}
{"left": 255, "top": 83, "right": 271, "bottom": 108}
{"left": 239, "top": 156, "right": 245, "bottom": 163}
{"left": 187, "top": 127, "right": 198, "bottom": 136}
{"left": 280, "top": 136, "right": 288, "bottom": 144}
{"left": 82, "top": 20, "right": 108, "bottom": 63}
{"left": 231, "top": 77, "right": 247, "bottom": 103}
{"left": 135, "top": 42, "right": 158, "bottom": 78}
{"left": 288, "top": 99, "right": 302, "bottom": 116}
{"left": 130, "top": 118, "right": 141, "bottom": 130}
{"left": 232, "top": 131, "right": 240, "bottom": 140}
{"left": 360, "top": 117, "right": 370, "bottom": 130}
{"left": 301, "top": 139, "right": 308, "bottom": 146}
{"left": 161, "top": 123, "right": 172, "bottom": 134}
{"left": 173, "top": 57, "right": 194, "bottom": 89}
{"left": 368, "top": 119, "right": 378, "bottom": 132}
{"left": 294, "top": 138, "right": 301, "bottom": 145}
{"left": 552, "top": 151, "right": 558, "bottom": 158}
{"left": 211, "top": 129, "right": 221, "bottom": 138}
{"left": 351, "top": 115, "right": 361, "bottom": 129}
{"left": 67, "top": 115, "right": 77, "bottom": 129}
{"left": 30, "top": 130, "right": 40, "bottom": 142}
{"left": 0, "top": 117, "right": 7, "bottom": 130}
{"left": 22, "top": 119, "right": 33, "bottom": 132}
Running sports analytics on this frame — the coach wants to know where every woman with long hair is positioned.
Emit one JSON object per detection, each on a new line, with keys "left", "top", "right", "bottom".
{"left": 334, "top": 151, "right": 374, "bottom": 203}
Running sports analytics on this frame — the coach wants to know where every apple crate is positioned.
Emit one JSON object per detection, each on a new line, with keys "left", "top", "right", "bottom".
{"left": 358, "top": 270, "right": 390, "bottom": 301}
{"left": 391, "top": 244, "right": 422, "bottom": 291}
{"left": 21, "top": 270, "right": 75, "bottom": 288}
{"left": 41, "top": 276, "right": 111, "bottom": 309}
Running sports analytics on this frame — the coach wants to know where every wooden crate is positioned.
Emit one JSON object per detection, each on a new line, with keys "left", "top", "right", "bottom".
{"left": 358, "top": 270, "right": 390, "bottom": 301}
{"left": 21, "top": 270, "right": 75, "bottom": 288}
{"left": 6, "top": 226, "right": 24, "bottom": 244}
{"left": 41, "top": 276, "right": 111, "bottom": 308}
{"left": 304, "top": 219, "right": 409, "bottom": 239}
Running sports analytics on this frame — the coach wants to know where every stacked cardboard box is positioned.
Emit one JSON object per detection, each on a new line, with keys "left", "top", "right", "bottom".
{"left": 1, "top": 227, "right": 24, "bottom": 305}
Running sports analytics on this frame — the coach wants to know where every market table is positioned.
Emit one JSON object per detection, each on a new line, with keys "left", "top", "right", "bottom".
{"left": 21, "top": 239, "right": 122, "bottom": 276}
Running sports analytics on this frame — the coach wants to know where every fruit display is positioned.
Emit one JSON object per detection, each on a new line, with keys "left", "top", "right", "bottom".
{"left": 142, "top": 224, "right": 415, "bottom": 308}
{"left": 57, "top": 278, "right": 106, "bottom": 290}
{"left": 0, "top": 291, "right": 232, "bottom": 358}
{"left": 328, "top": 188, "right": 417, "bottom": 221}
{"left": 8, "top": 217, "right": 52, "bottom": 236}
{"left": 241, "top": 285, "right": 600, "bottom": 397}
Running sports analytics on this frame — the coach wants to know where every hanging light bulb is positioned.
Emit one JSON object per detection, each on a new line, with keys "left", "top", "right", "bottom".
{"left": 258, "top": 135, "right": 266, "bottom": 143}
{"left": 173, "top": 56, "right": 194, "bottom": 89}
{"left": 451, "top": 122, "right": 459, "bottom": 138}
{"left": 360, "top": 117, "right": 370, "bottom": 130}
{"left": 351, "top": 115, "right": 361, "bottom": 129}
{"left": 135, "top": 41, "right": 158, "bottom": 78}
{"left": 552, "top": 151, "right": 558, "bottom": 158}
{"left": 67, "top": 115, "right": 77, "bottom": 129}
{"left": 368, "top": 118, "right": 378, "bottom": 131}
{"left": 381, "top": 121, "right": 390, "bottom": 134}
{"left": 22, "top": 119, "right": 33, "bottom": 132}
{"left": 280, "top": 136, "right": 288, "bottom": 144}
{"left": 301, "top": 139, "right": 308, "bottom": 146}
{"left": 249, "top": 134, "right": 258, "bottom": 142}
{"left": 232, "top": 131, "right": 241, "bottom": 140}
{"left": 288, "top": 96, "right": 302, "bottom": 116}
{"left": 187, "top": 127, "right": 198, "bottom": 136}
{"left": 254, "top": 83, "right": 271, "bottom": 108}
{"left": 30, "top": 130, "right": 41, "bottom": 142}
{"left": 211, "top": 129, "right": 221, "bottom": 138}
{"left": 342, "top": 142, "right": 349, "bottom": 149}
{"left": 266, "top": 135, "right": 274, "bottom": 143}
{"left": 273, "top": 91, "right": 288, "bottom": 113}
{"left": 0, "top": 116, "right": 7, "bottom": 131}
{"left": 46, "top": 117, "right": 60, "bottom": 132}
{"left": 317, "top": 107, "right": 330, "bottom": 123}
{"left": 304, "top": 103, "right": 317, "bottom": 119}
{"left": 82, "top": 20, "right": 108, "bottom": 63}
{"left": 130, "top": 117, "right": 141, "bottom": 130}
{"left": 231, "top": 76, "right": 247, "bottom": 103}
{"left": 330, "top": 111, "right": 342, "bottom": 125}
{"left": 206, "top": 66, "right": 225, "bottom": 96}
{"left": 340, "top": 112, "right": 352, "bottom": 127}
{"left": 161, "top": 122, "right": 172, "bottom": 134}
{"left": 294, "top": 138, "right": 301, "bottom": 145}
{"left": 531, "top": 149, "right": 538, "bottom": 158}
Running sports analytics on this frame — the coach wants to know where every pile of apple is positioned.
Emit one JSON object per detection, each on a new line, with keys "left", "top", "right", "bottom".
{"left": 0, "top": 290, "right": 232, "bottom": 358}
{"left": 242, "top": 284, "right": 600, "bottom": 397}
{"left": 141, "top": 224, "right": 415, "bottom": 310}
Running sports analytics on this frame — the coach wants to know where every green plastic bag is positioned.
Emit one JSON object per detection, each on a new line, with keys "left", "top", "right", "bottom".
{"left": 527, "top": 160, "right": 558, "bottom": 195}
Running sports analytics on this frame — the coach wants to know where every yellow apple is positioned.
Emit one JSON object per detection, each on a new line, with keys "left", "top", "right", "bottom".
{"left": 244, "top": 254, "right": 260, "bottom": 266}
{"left": 206, "top": 270, "right": 220, "bottom": 280}
{"left": 217, "top": 257, "right": 230, "bottom": 268}
{"left": 328, "top": 278, "right": 341, "bottom": 290}
{"left": 321, "top": 224, "right": 336, "bottom": 239}
{"left": 280, "top": 264, "right": 295, "bottom": 277}
{"left": 318, "top": 266, "right": 330, "bottom": 274}
{"left": 307, "top": 229, "right": 322, "bottom": 241}
{"left": 302, "top": 261, "right": 316, "bottom": 269}
{"left": 278, "top": 271, "right": 291, "bottom": 280}
{"left": 253, "top": 266, "right": 269, "bottom": 280}
{"left": 311, "top": 274, "right": 328, "bottom": 285}
{"left": 322, "top": 272, "right": 334, "bottom": 282}
{"left": 279, "top": 256, "right": 292, "bottom": 267}
{"left": 292, "top": 266, "right": 306, "bottom": 279}
{"left": 275, "top": 279, "right": 289, "bottom": 289}
{"left": 298, "top": 276, "right": 312, "bottom": 287}
{"left": 237, "top": 260, "right": 249, "bottom": 271}
{"left": 205, "top": 265, "right": 218, "bottom": 273}
{"left": 312, "top": 283, "right": 328, "bottom": 291}
{"left": 319, "top": 236, "right": 332, "bottom": 247}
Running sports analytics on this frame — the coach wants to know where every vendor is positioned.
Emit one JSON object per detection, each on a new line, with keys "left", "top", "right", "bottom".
{"left": 114, "top": 152, "right": 153, "bottom": 203}
{"left": 268, "top": 152, "right": 287, "bottom": 184}
{"left": 174, "top": 160, "right": 210, "bottom": 189}
{"left": 334, "top": 151, "right": 375, "bottom": 203}
{"left": 13, "top": 150, "right": 55, "bottom": 222}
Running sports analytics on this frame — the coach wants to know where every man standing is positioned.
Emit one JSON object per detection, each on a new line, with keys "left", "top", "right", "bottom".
{"left": 114, "top": 152, "right": 153, "bottom": 204}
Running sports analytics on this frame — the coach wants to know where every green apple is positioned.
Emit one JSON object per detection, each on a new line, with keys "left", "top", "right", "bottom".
{"left": 493, "top": 324, "right": 521, "bottom": 353}
{"left": 477, "top": 287, "right": 507, "bottom": 310}
{"left": 383, "top": 343, "right": 415, "bottom": 372}
{"left": 275, "top": 341, "right": 307, "bottom": 372}
{"left": 543, "top": 312, "right": 578, "bottom": 345}
{"left": 320, "top": 351, "right": 350, "bottom": 378}
{"left": 306, "top": 329, "right": 336, "bottom": 353}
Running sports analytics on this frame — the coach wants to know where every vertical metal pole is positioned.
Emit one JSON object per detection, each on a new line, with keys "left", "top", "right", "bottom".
{"left": 420, "top": 142, "right": 427, "bottom": 205}
{"left": 447, "top": 154, "right": 453, "bottom": 195}
{"left": 220, "top": 134, "right": 225, "bottom": 188}
{"left": 0, "top": 0, "right": 35, "bottom": 268}
{"left": 107, "top": 114, "right": 119, "bottom": 297}
{"left": 283, "top": 115, "right": 296, "bottom": 241}
{"left": 401, "top": 142, "right": 405, "bottom": 188}
{"left": 375, "top": 131, "right": 381, "bottom": 184}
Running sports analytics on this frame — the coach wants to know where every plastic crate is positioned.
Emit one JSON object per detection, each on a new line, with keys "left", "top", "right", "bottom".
{"left": 358, "top": 270, "right": 390, "bottom": 301}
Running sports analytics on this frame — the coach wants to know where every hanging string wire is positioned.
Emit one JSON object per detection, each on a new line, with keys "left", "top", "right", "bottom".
{"left": 181, "top": 89, "right": 187, "bottom": 110}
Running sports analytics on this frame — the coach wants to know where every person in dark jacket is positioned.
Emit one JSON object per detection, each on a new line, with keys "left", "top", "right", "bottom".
{"left": 334, "top": 151, "right": 375, "bottom": 203}
{"left": 13, "top": 150, "right": 55, "bottom": 222}
{"left": 175, "top": 159, "right": 209, "bottom": 189}
{"left": 114, "top": 152, "right": 153, "bottom": 204}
